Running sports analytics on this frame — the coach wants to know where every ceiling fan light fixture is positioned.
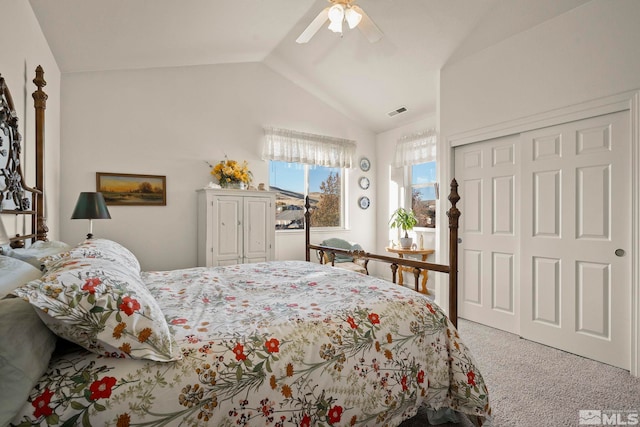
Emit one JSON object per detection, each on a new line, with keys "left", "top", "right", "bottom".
{"left": 345, "top": 7, "right": 362, "bottom": 29}
{"left": 296, "top": 1, "right": 383, "bottom": 44}
{"left": 328, "top": 19, "right": 343, "bottom": 33}
{"left": 328, "top": 4, "right": 345, "bottom": 33}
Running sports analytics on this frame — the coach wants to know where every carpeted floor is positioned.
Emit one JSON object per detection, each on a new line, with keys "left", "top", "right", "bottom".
{"left": 400, "top": 319, "right": 640, "bottom": 427}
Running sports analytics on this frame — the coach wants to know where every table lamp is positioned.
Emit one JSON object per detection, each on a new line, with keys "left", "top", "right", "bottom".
{"left": 71, "top": 192, "right": 111, "bottom": 239}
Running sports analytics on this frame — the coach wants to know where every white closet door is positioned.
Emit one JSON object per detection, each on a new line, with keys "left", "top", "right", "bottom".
{"left": 454, "top": 135, "right": 520, "bottom": 334}
{"left": 520, "top": 111, "right": 631, "bottom": 370}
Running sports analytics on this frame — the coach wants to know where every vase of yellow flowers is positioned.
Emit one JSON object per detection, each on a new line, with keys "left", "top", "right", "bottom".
{"left": 209, "top": 158, "right": 252, "bottom": 189}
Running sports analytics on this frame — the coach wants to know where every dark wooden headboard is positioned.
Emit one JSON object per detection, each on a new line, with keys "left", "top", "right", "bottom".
{"left": 0, "top": 66, "right": 48, "bottom": 247}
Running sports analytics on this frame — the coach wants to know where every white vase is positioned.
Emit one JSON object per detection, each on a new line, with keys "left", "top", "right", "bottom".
{"left": 221, "top": 182, "right": 246, "bottom": 190}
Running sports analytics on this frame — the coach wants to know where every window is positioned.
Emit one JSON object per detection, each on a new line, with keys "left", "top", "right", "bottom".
{"left": 410, "top": 161, "right": 437, "bottom": 228}
{"left": 269, "top": 161, "right": 344, "bottom": 230}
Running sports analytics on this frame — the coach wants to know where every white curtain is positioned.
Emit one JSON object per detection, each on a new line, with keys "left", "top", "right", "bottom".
{"left": 393, "top": 129, "right": 438, "bottom": 167}
{"left": 263, "top": 127, "right": 356, "bottom": 168}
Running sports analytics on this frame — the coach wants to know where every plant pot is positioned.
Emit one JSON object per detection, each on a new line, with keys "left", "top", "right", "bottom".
{"left": 221, "top": 181, "right": 247, "bottom": 190}
{"left": 399, "top": 237, "right": 413, "bottom": 249}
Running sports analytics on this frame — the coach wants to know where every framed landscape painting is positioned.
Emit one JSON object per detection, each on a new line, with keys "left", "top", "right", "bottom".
{"left": 96, "top": 172, "right": 166, "bottom": 206}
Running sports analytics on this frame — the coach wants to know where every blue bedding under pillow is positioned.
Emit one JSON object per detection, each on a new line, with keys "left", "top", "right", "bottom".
{"left": 0, "top": 297, "right": 57, "bottom": 426}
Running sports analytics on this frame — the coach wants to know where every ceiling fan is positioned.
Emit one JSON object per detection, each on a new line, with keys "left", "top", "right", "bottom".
{"left": 296, "top": 0, "right": 383, "bottom": 44}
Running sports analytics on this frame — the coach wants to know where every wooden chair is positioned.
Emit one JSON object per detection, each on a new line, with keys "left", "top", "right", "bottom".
{"left": 319, "top": 238, "right": 368, "bottom": 275}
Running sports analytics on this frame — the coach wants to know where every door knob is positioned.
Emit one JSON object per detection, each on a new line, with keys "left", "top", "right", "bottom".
{"left": 615, "top": 249, "right": 625, "bottom": 257}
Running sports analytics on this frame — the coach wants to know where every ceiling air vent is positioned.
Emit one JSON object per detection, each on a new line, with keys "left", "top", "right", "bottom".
{"left": 387, "top": 106, "right": 407, "bottom": 117}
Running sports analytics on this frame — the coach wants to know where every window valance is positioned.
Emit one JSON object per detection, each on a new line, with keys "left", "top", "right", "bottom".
{"left": 393, "top": 129, "right": 438, "bottom": 167}
{"left": 263, "top": 127, "right": 356, "bottom": 168}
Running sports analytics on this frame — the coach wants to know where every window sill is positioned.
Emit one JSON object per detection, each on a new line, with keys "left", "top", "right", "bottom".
{"left": 414, "top": 227, "right": 436, "bottom": 233}
{"left": 276, "top": 227, "right": 350, "bottom": 233}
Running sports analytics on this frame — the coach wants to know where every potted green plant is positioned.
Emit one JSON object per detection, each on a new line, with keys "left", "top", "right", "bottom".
{"left": 389, "top": 207, "right": 418, "bottom": 248}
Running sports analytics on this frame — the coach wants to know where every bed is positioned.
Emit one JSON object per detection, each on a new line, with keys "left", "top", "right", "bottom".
{"left": 1, "top": 67, "right": 491, "bottom": 426}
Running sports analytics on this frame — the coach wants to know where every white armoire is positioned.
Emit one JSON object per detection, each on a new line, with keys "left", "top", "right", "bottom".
{"left": 197, "top": 189, "right": 276, "bottom": 267}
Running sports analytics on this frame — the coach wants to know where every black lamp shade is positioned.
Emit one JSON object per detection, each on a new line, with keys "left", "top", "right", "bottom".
{"left": 71, "top": 192, "right": 111, "bottom": 220}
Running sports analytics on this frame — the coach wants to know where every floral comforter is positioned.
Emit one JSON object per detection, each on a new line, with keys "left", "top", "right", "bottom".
{"left": 11, "top": 261, "right": 490, "bottom": 426}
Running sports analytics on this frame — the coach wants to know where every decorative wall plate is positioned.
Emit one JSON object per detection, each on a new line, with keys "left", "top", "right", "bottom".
{"left": 359, "top": 157, "right": 371, "bottom": 172}
{"left": 358, "top": 196, "right": 370, "bottom": 209}
{"left": 358, "top": 176, "right": 370, "bottom": 190}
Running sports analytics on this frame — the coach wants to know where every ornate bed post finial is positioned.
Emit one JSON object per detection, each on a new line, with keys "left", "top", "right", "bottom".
{"left": 447, "top": 178, "right": 460, "bottom": 228}
{"left": 34, "top": 66, "right": 47, "bottom": 87}
{"left": 33, "top": 65, "right": 48, "bottom": 109}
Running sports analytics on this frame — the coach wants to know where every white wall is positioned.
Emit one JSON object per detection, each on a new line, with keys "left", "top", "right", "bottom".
{"left": 441, "top": 0, "right": 640, "bottom": 138}
{"left": 0, "top": 1, "right": 61, "bottom": 240}
{"left": 60, "top": 63, "right": 376, "bottom": 270}
{"left": 373, "top": 115, "right": 436, "bottom": 284}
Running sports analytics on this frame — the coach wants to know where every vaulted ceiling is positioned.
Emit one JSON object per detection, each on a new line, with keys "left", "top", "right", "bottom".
{"left": 28, "top": 0, "right": 590, "bottom": 133}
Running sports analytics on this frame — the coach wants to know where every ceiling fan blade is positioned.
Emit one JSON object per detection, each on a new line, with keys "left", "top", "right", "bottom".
{"left": 296, "top": 7, "right": 330, "bottom": 44}
{"left": 352, "top": 5, "right": 383, "bottom": 43}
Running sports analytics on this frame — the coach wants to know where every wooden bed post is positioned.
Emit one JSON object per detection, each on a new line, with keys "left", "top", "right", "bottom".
{"left": 447, "top": 179, "right": 461, "bottom": 328}
{"left": 304, "top": 196, "right": 311, "bottom": 261}
{"left": 32, "top": 65, "right": 48, "bottom": 241}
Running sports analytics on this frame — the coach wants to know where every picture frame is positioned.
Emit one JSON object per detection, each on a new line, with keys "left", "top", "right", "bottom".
{"left": 96, "top": 172, "right": 166, "bottom": 206}
{"left": 358, "top": 176, "right": 370, "bottom": 190}
{"left": 359, "top": 157, "right": 371, "bottom": 172}
{"left": 358, "top": 196, "right": 370, "bottom": 209}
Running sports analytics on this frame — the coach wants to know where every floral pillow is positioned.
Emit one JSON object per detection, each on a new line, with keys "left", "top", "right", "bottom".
{"left": 41, "top": 238, "right": 141, "bottom": 275}
{"left": 13, "top": 257, "right": 180, "bottom": 362}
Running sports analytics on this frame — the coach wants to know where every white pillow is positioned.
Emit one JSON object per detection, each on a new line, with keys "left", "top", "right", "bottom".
{"left": 4, "top": 240, "right": 72, "bottom": 270}
{"left": 0, "top": 256, "right": 43, "bottom": 298}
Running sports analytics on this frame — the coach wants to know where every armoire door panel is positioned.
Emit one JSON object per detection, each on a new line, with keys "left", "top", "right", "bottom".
{"left": 244, "top": 197, "right": 271, "bottom": 261}
{"left": 216, "top": 198, "right": 241, "bottom": 258}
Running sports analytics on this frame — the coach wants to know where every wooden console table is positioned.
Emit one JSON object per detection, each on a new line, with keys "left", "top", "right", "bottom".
{"left": 385, "top": 247, "right": 435, "bottom": 294}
